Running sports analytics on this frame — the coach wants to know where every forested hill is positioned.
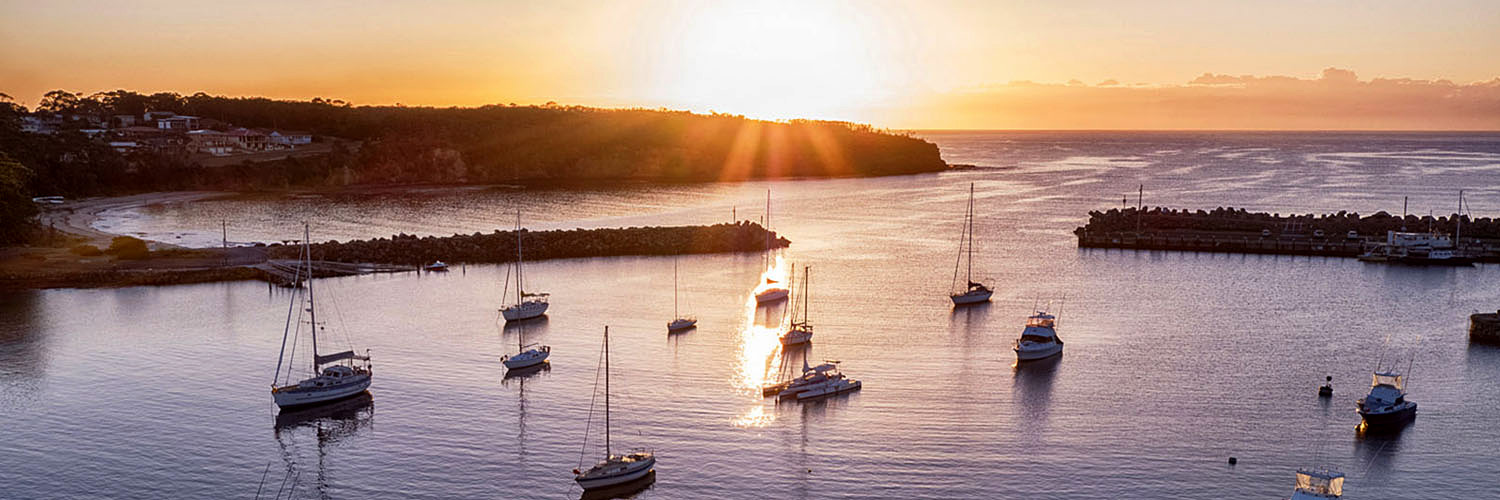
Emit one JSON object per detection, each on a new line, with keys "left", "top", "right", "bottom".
{"left": 2, "top": 91, "right": 948, "bottom": 191}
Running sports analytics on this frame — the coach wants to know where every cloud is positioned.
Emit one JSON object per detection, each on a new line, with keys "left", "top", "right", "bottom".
{"left": 908, "top": 68, "right": 1500, "bottom": 130}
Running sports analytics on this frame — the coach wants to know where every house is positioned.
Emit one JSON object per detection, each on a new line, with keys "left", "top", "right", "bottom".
{"left": 156, "top": 115, "right": 200, "bottom": 131}
{"left": 19, "top": 115, "right": 55, "bottom": 134}
{"left": 118, "top": 125, "right": 165, "bottom": 138}
{"left": 110, "top": 114, "right": 138, "bottom": 128}
{"left": 186, "top": 129, "right": 236, "bottom": 155}
{"left": 108, "top": 141, "right": 140, "bottom": 153}
{"left": 79, "top": 128, "right": 109, "bottom": 138}
{"left": 268, "top": 130, "right": 313, "bottom": 146}
{"left": 144, "top": 111, "right": 177, "bottom": 121}
{"left": 226, "top": 128, "right": 268, "bottom": 151}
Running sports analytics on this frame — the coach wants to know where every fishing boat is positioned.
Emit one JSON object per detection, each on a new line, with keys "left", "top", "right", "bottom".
{"left": 271, "top": 224, "right": 373, "bottom": 410}
{"left": 1013, "top": 309, "right": 1064, "bottom": 361}
{"left": 780, "top": 265, "right": 813, "bottom": 346}
{"left": 950, "top": 183, "right": 993, "bottom": 305}
{"left": 424, "top": 260, "right": 450, "bottom": 272}
{"left": 501, "top": 210, "right": 550, "bottom": 322}
{"left": 667, "top": 257, "right": 697, "bottom": 332}
{"left": 502, "top": 324, "right": 550, "bottom": 370}
{"left": 1288, "top": 468, "right": 1344, "bottom": 499}
{"left": 1356, "top": 369, "right": 1417, "bottom": 430}
{"left": 574, "top": 326, "right": 657, "bottom": 491}
{"left": 754, "top": 190, "right": 789, "bottom": 304}
{"left": 1360, "top": 191, "right": 1477, "bottom": 266}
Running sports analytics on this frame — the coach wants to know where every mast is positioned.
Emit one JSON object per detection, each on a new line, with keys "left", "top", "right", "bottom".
{"left": 304, "top": 223, "right": 319, "bottom": 370}
{"left": 966, "top": 183, "right": 975, "bottom": 284}
{"left": 764, "top": 189, "right": 772, "bottom": 269}
{"left": 803, "top": 265, "right": 810, "bottom": 324}
{"left": 604, "top": 325, "right": 611, "bottom": 458}
{"left": 673, "top": 258, "right": 679, "bottom": 319}
{"left": 515, "top": 210, "right": 524, "bottom": 306}
{"left": 1456, "top": 190, "right": 1464, "bottom": 244}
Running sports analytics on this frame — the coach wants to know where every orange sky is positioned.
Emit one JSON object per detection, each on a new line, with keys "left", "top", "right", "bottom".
{"left": 1, "top": 0, "right": 1497, "bottom": 130}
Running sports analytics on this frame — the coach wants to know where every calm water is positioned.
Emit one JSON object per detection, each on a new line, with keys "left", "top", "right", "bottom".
{"left": 5, "top": 131, "right": 1500, "bottom": 499}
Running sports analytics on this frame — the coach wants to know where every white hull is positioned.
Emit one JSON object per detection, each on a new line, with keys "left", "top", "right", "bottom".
{"left": 576, "top": 455, "right": 656, "bottom": 490}
{"left": 756, "top": 288, "right": 789, "bottom": 304}
{"left": 503, "top": 350, "right": 549, "bottom": 369}
{"left": 273, "top": 375, "right": 371, "bottom": 408}
{"left": 1015, "top": 342, "right": 1063, "bottom": 361}
{"left": 798, "top": 379, "right": 861, "bottom": 400}
{"left": 502, "top": 301, "right": 549, "bottom": 321}
{"left": 950, "top": 290, "right": 993, "bottom": 305}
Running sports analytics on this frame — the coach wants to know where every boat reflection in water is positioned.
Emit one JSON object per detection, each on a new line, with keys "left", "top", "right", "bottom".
{"left": 578, "top": 470, "right": 656, "bottom": 500}
{"left": 503, "top": 362, "right": 549, "bottom": 460}
{"left": 1012, "top": 353, "right": 1061, "bottom": 437}
{"left": 273, "top": 391, "right": 375, "bottom": 497}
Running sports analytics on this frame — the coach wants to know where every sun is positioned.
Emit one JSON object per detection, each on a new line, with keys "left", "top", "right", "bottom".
{"left": 647, "top": 1, "right": 887, "bottom": 121}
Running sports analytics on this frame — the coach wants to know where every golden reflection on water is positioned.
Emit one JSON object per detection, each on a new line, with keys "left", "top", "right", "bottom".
{"left": 733, "top": 255, "right": 791, "bottom": 428}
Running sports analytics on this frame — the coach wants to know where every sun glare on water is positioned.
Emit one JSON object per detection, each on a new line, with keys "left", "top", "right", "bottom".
{"left": 653, "top": 0, "right": 888, "bottom": 121}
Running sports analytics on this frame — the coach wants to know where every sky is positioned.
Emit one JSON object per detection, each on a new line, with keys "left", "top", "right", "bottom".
{"left": 1, "top": 0, "right": 1497, "bottom": 130}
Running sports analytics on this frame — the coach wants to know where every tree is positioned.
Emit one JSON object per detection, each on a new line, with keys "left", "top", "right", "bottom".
{"left": 0, "top": 152, "right": 37, "bottom": 244}
{"left": 37, "top": 90, "right": 81, "bottom": 114}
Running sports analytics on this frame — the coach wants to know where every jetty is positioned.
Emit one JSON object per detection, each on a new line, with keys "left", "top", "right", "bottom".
{"left": 1472, "top": 311, "right": 1500, "bottom": 345}
{"left": 1075, "top": 207, "right": 1500, "bottom": 262}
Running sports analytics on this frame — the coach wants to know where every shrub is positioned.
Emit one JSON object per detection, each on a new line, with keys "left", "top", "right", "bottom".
{"left": 105, "top": 236, "right": 149, "bottom": 260}
{"left": 70, "top": 244, "right": 102, "bottom": 256}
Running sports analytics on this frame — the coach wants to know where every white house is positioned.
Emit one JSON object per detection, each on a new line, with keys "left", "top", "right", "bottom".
{"left": 157, "top": 115, "right": 200, "bottom": 131}
{"left": 268, "top": 130, "right": 313, "bottom": 146}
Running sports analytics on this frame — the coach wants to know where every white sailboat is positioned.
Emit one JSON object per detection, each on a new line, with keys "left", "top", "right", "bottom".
{"left": 950, "top": 183, "right": 993, "bottom": 305}
{"left": 574, "top": 326, "right": 657, "bottom": 490}
{"left": 754, "top": 189, "right": 789, "bottom": 305}
{"left": 779, "top": 265, "right": 812, "bottom": 346}
{"left": 271, "top": 224, "right": 372, "bottom": 410}
{"left": 502, "top": 324, "right": 550, "bottom": 370}
{"left": 502, "top": 210, "right": 549, "bottom": 321}
{"left": 667, "top": 257, "right": 697, "bottom": 332}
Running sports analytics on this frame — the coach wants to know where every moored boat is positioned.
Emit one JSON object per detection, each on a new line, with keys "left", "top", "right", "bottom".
{"left": 1356, "top": 369, "right": 1417, "bottom": 430}
{"left": 779, "top": 265, "right": 813, "bottom": 346}
{"left": 1288, "top": 468, "right": 1344, "bottom": 499}
{"left": 502, "top": 325, "right": 550, "bottom": 370}
{"left": 1013, "top": 310, "right": 1064, "bottom": 361}
{"left": 271, "top": 224, "right": 373, "bottom": 410}
{"left": 667, "top": 257, "right": 697, "bottom": 332}
{"left": 950, "top": 183, "right": 993, "bottom": 305}
{"left": 573, "top": 326, "right": 656, "bottom": 491}
{"left": 502, "top": 210, "right": 550, "bottom": 322}
{"left": 754, "top": 189, "right": 789, "bottom": 304}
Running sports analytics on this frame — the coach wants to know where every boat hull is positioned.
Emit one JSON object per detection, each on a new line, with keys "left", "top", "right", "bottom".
{"left": 502, "top": 301, "right": 549, "bottom": 321}
{"left": 798, "top": 380, "right": 861, "bottom": 400}
{"left": 950, "top": 290, "right": 993, "bottom": 305}
{"left": 1359, "top": 403, "right": 1417, "bottom": 430}
{"left": 1015, "top": 342, "right": 1064, "bottom": 361}
{"left": 503, "top": 351, "right": 549, "bottom": 370}
{"left": 667, "top": 319, "right": 697, "bottom": 332}
{"left": 576, "top": 456, "right": 656, "bottom": 490}
{"left": 780, "top": 330, "right": 812, "bottom": 346}
{"left": 756, "top": 288, "right": 789, "bottom": 304}
{"left": 273, "top": 375, "right": 372, "bottom": 410}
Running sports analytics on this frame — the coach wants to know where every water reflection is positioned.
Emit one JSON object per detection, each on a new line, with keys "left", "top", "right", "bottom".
{"left": 1353, "top": 425, "right": 1406, "bottom": 480}
{"left": 274, "top": 392, "right": 376, "bottom": 499}
{"left": 1012, "top": 353, "right": 1061, "bottom": 432}
{"left": 0, "top": 292, "right": 45, "bottom": 409}
{"left": 503, "top": 364, "right": 550, "bottom": 460}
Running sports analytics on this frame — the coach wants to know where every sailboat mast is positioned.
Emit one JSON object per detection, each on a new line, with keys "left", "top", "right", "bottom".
{"left": 604, "top": 325, "right": 611, "bottom": 457}
{"left": 304, "top": 223, "right": 319, "bottom": 370}
{"left": 673, "top": 258, "right": 679, "bottom": 318}
{"left": 967, "top": 183, "right": 974, "bottom": 283}
{"left": 1456, "top": 190, "right": 1463, "bottom": 243}
{"left": 764, "top": 189, "right": 772, "bottom": 268}
{"left": 515, "top": 210, "right": 524, "bottom": 306}
{"left": 803, "top": 265, "right": 810, "bottom": 323}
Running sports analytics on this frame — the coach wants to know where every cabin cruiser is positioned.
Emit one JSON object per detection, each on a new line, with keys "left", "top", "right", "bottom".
{"left": 1013, "top": 311, "right": 1064, "bottom": 361}
{"left": 424, "top": 261, "right": 449, "bottom": 271}
{"left": 1360, "top": 231, "right": 1474, "bottom": 266}
{"left": 796, "top": 375, "right": 861, "bottom": 401}
{"left": 1356, "top": 370, "right": 1417, "bottom": 429}
{"left": 776, "top": 360, "right": 843, "bottom": 400}
{"left": 1288, "top": 468, "right": 1344, "bottom": 499}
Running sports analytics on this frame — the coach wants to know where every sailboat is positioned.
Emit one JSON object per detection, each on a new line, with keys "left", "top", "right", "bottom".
{"left": 502, "top": 324, "right": 550, "bottom": 370}
{"left": 574, "top": 326, "right": 657, "bottom": 490}
{"left": 950, "top": 183, "right": 993, "bottom": 305}
{"left": 780, "top": 265, "right": 813, "bottom": 346}
{"left": 271, "top": 224, "right": 373, "bottom": 410}
{"left": 502, "top": 210, "right": 550, "bottom": 321}
{"left": 755, "top": 190, "right": 790, "bottom": 305}
{"left": 667, "top": 257, "right": 697, "bottom": 332}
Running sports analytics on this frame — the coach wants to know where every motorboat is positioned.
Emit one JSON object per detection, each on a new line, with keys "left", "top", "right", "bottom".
{"left": 950, "top": 183, "right": 994, "bottom": 305}
{"left": 1356, "top": 370, "right": 1417, "bottom": 430}
{"left": 776, "top": 359, "right": 842, "bottom": 400}
{"left": 1013, "top": 310, "right": 1064, "bottom": 361}
{"left": 424, "top": 261, "right": 450, "bottom": 272}
{"left": 271, "top": 224, "right": 372, "bottom": 410}
{"left": 573, "top": 327, "right": 656, "bottom": 491}
{"left": 501, "top": 210, "right": 550, "bottom": 321}
{"left": 779, "top": 265, "right": 813, "bottom": 346}
{"left": 1288, "top": 468, "right": 1344, "bottom": 499}
{"left": 796, "top": 376, "right": 862, "bottom": 401}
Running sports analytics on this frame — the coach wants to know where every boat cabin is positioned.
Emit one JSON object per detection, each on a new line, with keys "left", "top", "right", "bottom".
{"left": 1370, "top": 371, "right": 1404, "bottom": 391}
{"left": 1025, "top": 313, "right": 1056, "bottom": 329}
{"left": 1292, "top": 469, "right": 1344, "bottom": 498}
{"left": 321, "top": 365, "right": 358, "bottom": 378}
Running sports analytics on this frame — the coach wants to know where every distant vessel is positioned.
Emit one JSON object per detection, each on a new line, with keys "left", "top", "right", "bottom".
{"left": 1013, "top": 309, "right": 1064, "bottom": 361}
{"left": 667, "top": 257, "right": 697, "bottom": 332}
{"left": 502, "top": 211, "right": 550, "bottom": 321}
{"left": 776, "top": 359, "right": 844, "bottom": 400}
{"left": 754, "top": 190, "right": 790, "bottom": 305}
{"left": 780, "top": 265, "right": 813, "bottom": 346}
{"left": 1356, "top": 369, "right": 1417, "bottom": 430}
{"left": 1359, "top": 190, "right": 1476, "bottom": 266}
{"left": 424, "top": 261, "right": 450, "bottom": 272}
{"left": 271, "top": 224, "right": 373, "bottom": 410}
{"left": 502, "top": 324, "right": 550, "bottom": 370}
{"left": 950, "top": 183, "right": 993, "bottom": 305}
{"left": 574, "top": 327, "right": 656, "bottom": 491}
{"left": 1288, "top": 468, "right": 1344, "bottom": 499}
{"left": 796, "top": 372, "right": 861, "bottom": 401}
